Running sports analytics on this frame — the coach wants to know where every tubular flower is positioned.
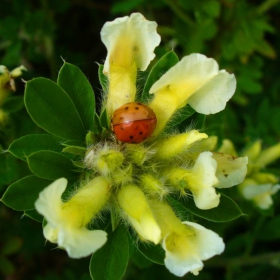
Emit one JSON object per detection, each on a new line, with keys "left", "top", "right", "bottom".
{"left": 101, "top": 13, "right": 161, "bottom": 116}
{"left": 165, "top": 151, "right": 220, "bottom": 210}
{"left": 35, "top": 177, "right": 109, "bottom": 258}
{"left": 148, "top": 54, "right": 236, "bottom": 136}
{"left": 150, "top": 201, "right": 225, "bottom": 277}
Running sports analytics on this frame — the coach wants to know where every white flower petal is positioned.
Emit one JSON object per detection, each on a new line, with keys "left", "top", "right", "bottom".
{"left": 101, "top": 13, "right": 160, "bottom": 73}
{"left": 35, "top": 178, "right": 67, "bottom": 228}
{"left": 253, "top": 193, "right": 273, "bottom": 210}
{"left": 58, "top": 227, "right": 107, "bottom": 258}
{"left": 213, "top": 153, "right": 248, "bottom": 188}
{"left": 188, "top": 70, "right": 236, "bottom": 114}
{"left": 163, "top": 236, "right": 203, "bottom": 277}
{"left": 192, "top": 185, "right": 220, "bottom": 210}
{"left": 183, "top": 222, "right": 225, "bottom": 260}
{"left": 163, "top": 221, "right": 224, "bottom": 277}
{"left": 189, "top": 152, "right": 220, "bottom": 209}
{"left": 43, "top": 223, "right": 59, "bottom": 244}
{"left": 150, "top": 54, "right": 219, "bottom": 97}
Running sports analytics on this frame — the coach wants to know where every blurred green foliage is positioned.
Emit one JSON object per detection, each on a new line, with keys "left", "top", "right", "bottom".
{"left": 1, "top": 0, "right": 280, "bottom": 279}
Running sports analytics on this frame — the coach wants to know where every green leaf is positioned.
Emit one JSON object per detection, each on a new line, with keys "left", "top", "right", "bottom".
{"left": 24, "top": 209, "right": 43, "bottom": 223}
{"left": 98, "top": 64, "right": 108, "bottom": 93}
{"left": 1, "top": 175, "right": 51, "bottom": 211}
{"left": 141, "top": 51, "right": 179, "bottom": 103}
{"left": 24, "top": 77, "right": 86, "bottom": 141}
{"left": 8, "top": 134, "right": 62, "bottom": 161}
{"left": 27, "top": 150, "right": 77, "bottom": 180}
{"left": 138, "top": 243, "right": 165, "bottom": 265}
{"left": 1, "top": 96, "right": 24, "bottom": 113}
{"left": 168, "top": 194, "right": 244, "bottom": 222}
{"left": 62, "top": 146, "right": 86, "bottom": 156}
{"left": 58, "top": 62, "right": 96, "bottom": 131}
{"left": 90, "top": 225, "right": 129, "bottom": 280}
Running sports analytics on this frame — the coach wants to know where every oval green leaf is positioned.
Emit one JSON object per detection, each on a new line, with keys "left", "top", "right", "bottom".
{"left": 90, "top": 225, "right": 129, "bottom": 280}
{"left": 1, "top": 175, "right": 51, "bottom": 211}
{"left": 27, "top": 150, "right": 77, "bottom": 180}
{"left": 57, "top": 62, "right": 95, "bottom": 132}
{"left": 141, "top": 51, "right": 179, "bottom": 103}
{"left": 168, "top": 193, "right": 244, "bottom": 222}
{"left": 138, "top": 243, "right": 165, "bottom": 265}
{"left": 24, "top": 209, "right": 43, "bottom": 223}
{"left": 24, "top": 77, "right": 86, "bottom": 141}
{"left": 8, "top": 134, "right": 63, "bottom": 161}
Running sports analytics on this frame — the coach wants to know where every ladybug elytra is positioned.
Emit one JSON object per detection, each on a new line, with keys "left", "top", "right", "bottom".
{"left": 111, "top": 102, "right": 157, "bottom": 143}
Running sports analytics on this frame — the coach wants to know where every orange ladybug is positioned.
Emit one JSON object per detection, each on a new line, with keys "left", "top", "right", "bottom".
{"left": 111, "top": 102, "right": 157, "bottom": 143}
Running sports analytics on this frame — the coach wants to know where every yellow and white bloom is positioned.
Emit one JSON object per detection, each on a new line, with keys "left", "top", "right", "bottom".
{"left": 212, "top": 152, "right": 248, "bottom": 188}
{"left": 35, "top": 177, "right": 109, "bottom": 258}
{"left": 151, "top": 201, "right": 225, "bottom": 277}
{"left": 101, "top": 13, "right": 161, "bottom": 116}
{"left": 165, "top": 151, "right": 220, "bottom": 209}
{"left": 239, "top": 178, "right": 280, "bottom": 210}
{"left": 149, "top": 54, "right": 236, "bottom": 136}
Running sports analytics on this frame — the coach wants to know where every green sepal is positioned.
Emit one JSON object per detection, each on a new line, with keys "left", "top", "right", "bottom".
{"left": 0, "top": 175, "right": 51, "bottom": 211}
{"left": 72, "top": 160, "right": 85, "bottom": 169}
{"left": 62, "top": 146, "right": 86, "bottom": 156}
{"left": 141, "top": 51, "right": 179, "bottom": 103}
{"left": 93, "top": 113, "right": 102, "bottom": 134}
{"left": 86, "top": 131, "right": 99, "bottom": 146}
{"left": 165, "top": 105, "right": 196, "bottom": 133}
{"left": 27, "top": 150, "right": 77, "bottom": 180}
{"left": 98, "top": 64, "right": 108, "bottom": 93}
{"left": 61, "top": 140, "right": 86, "bottom": 147}
{"left": 24, "top": 77, "right": 86, "bottom": 141}
{"left": 57, "top": 61, "right": 96, "bottom": 132}
{"left": 101, "top": 128, "right": 110, "bottom": 139}
{"left": 100, "top": 108, "right": 110, "bottom": 130}
{"left": 168, "top": 194, "right": 244, "bottom": 222}
{"left": 90, "top": 225, "right": 129, "bottom": 280}
{"left": 8, "top": 134, "right": 63, "bottom": 162}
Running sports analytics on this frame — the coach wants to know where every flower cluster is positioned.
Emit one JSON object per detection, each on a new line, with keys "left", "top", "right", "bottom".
{"left": 34, "top": 13, "right": 248, "bottom": 277}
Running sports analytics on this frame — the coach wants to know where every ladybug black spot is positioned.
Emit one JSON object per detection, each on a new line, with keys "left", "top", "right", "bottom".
{"left": 125, "top": 107, "right": 129, "bottom": 110}
{"left": 135, "top": 107, "right": 139, "bottom": 110}
{"left": 130, "top": 136, "right": 134, "bottom": 139}
{"left": 139, "top": 132, "right": 143, "bottom": 135}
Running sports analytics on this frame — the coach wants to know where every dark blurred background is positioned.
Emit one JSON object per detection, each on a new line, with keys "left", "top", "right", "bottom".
{"left": 1, "top": 0, "right": 280, "bottom": 279}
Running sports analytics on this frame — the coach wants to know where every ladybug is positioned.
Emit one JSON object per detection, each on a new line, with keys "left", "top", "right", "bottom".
{"left": 111, "top": 102, "right": 157, "bottom": 143}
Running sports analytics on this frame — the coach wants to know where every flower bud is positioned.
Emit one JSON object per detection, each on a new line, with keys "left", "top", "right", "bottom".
{"left": 154, "top": 130, "right": 207, "bottom": 159}
{"left": 62, "top": 176, "right": 110, "bottom": 227}
{"left": 117, "top": 185, "right": 161, "bottom": 244}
